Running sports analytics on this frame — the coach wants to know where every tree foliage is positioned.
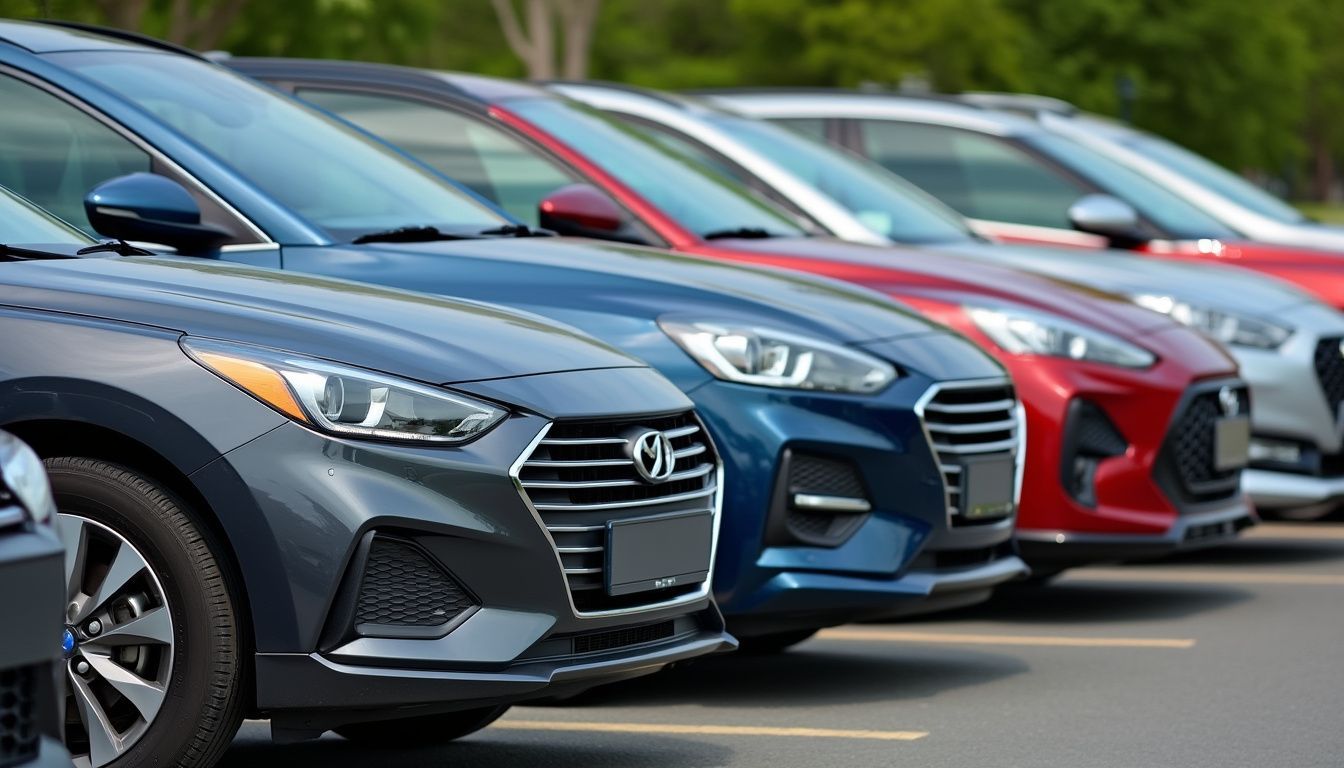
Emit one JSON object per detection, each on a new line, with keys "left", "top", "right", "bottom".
{"left": 0, "top": 0, "right": 1341, "bottom": 197}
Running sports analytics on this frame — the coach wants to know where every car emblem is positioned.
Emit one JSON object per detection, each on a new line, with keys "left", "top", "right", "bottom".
{"left": 629, "top": 430, "right": 676, "bottom": 483}
{"left": 1218, "top": 386, "right": 1241, "bottom": 418}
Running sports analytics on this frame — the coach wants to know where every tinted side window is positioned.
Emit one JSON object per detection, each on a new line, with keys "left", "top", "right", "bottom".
{"left": 776, "top": 118, "right": 827, "bottom": 142}
{"left": 0, "top": 74, "right": 150, "bottom": 234}
{"left": 298, "top": 88, "right": 578, "bottom": 226}
{"left": 856, "top": 120, "right": 1086, "bottom": 228}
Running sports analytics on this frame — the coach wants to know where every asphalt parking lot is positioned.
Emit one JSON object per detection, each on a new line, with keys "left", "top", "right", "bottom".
{"left": 223, "top": 521, "right": 1344, "bottom": 768}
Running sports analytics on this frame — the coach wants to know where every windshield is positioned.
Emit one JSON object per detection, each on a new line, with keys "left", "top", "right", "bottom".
{"left": 1022, "top": 132, "right": 1239, "bottom": 240}
{"left": 504, "top": 98, "right": 805, "bottom": 239}
{"left": 1111, "top": 127, "right": 1307, "bottom": 224}
{"left": 53, "top": 51, "right": 509, "bottom": 241}
{"left": 705, "top": 112, "right": 976, "bottom": 244}
{"left": 0, "top": 185, "right": 91, "bottom": 245}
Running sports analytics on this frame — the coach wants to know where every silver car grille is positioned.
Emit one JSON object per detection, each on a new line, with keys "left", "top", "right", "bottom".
{"left": 917, "top": 379, "right": 1023, "bottom": 526}
{"left": 514, "top": 411, "right": 719, "bottom": 616}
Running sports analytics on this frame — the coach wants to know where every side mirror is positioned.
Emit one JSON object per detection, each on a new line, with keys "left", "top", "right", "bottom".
{"left": 538, "top": 183, "right": 627, "bottom": 239}
{"left": 85, "top": 173, "right": 233, "bottom": 253}
{"left": 1067, "top": 194, "right": 1142, "bottom": 247}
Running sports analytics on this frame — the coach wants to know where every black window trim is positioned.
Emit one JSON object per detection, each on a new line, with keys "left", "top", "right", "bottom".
{"left": 0, "top": 63, "right": 273, "bottom": 248}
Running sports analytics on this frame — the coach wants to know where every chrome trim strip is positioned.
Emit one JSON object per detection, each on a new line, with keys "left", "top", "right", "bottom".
{"left": 791, "top": 494, "right": 873, "bottom": 513}
{"left": 521, "top": 463, "right": 713, "bottom": 489}
{"left": 547, "top": 524, "right": 605, "bottom": 533}
{"left": 532, "top": 485, "right": 717, "bottom": 511}
{"left": 557, "top": 545, "right": 604, "bottom": 554}
{"left": 923, "top": 398, "right": 1016, "bottom": 414}
{"left": 931, "top": 438, "right": 1021, "bottom": 454}
{"left": 925, "top": 418, "right": 1019, "bottom": 434}
{"left": 563, "top": 567, "right": 603, "bottom": 575}
{"left": 664, "top": 425, "right": 701, "bottom": 439}
{"left": 673, "top": 444, "right": 707, "bottom": 459}
{"left": 509, "top": 419, "right": 722, "bottom": 620}
{"left": 539, "top": 436, "right": 629, "bottom": 446}
{"left": 524, "top": 458, "right": 633, "bottom": 468}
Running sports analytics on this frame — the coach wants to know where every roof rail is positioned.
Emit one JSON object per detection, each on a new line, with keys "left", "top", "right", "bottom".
{"left": 36, "top": 20, "right": 207, "bottom": 60}
{"left": 958, "top": 92, "right": 1077, "bottom": 116}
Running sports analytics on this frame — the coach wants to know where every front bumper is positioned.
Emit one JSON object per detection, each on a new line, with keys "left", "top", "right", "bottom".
{"left": 1017, "top": 497, "right": 1256, "bottom": 564}
{"left": 260, "top": 613, "right": 732, "bottom": 735}
{"left": 1233, "top": 303, "right": 1344, "bottom": 509}
{"left": 199, "top": 393, "right": 731, "bottom": 728}
{"left": 1242, "top": 469, "right": 1344, "bottom": 509}
{"left": 687, "top": 367, "right": 1023, "bottom": 637}
{"left": 0, "top": 521, "right": 68, "bottom": 766}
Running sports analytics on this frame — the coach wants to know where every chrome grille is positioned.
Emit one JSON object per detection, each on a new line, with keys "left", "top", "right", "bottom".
{"left": 918, "top": 379, "right": 1022, "bottom": 526}
{"left": 515, "top": 412, "right": 719, "bottom": 614}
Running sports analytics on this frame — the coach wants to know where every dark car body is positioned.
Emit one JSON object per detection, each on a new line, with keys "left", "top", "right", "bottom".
{"left": 0, "top": 23, "right": 1028, "bottom": 654}
{"left": 0, "top": 431, "right": 70, "bottom": 768}
{"left": 0, "top": 183, "right": 732, "bottom": 764}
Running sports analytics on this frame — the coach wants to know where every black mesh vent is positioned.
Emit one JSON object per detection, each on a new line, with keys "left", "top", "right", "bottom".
{"left": 788, "top": 454, "right": 865, "bottom": 497}
{"left": 355, "top": 539, "right": 474, "bottom": 628}
{"left": 1165, "top": 388, "right": 1245, "bottom": 501}
{"left": 1315, "top": 338, "right": 1344, "bottom": 417}
{"left": 0, "top": 666, "right": 38, "bottom": 768}
{"left": 572, "top": 620, "right": 675, "bottom": 654}
{"left": 518, "top": 411, "right": 717, "bottom": 613}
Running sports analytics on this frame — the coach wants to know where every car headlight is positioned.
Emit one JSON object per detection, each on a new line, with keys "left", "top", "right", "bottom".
{"left": 1132, "top": 294, "right": 1292, "bottom": 350}
{"left": 659, "top": 320, "right": 897, "bottom": 393}
{"left": 967, "top": 306, "right": 1156, "bottom": 368}
{"left": 0, "top": 435, "right": 54, "bottom": 525}
{"left": 184, "top": 338, "right": 506, "bottom": 444}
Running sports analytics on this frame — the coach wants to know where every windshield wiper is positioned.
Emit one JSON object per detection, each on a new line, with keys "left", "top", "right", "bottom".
{"left": 77, "top": 240, "right": 155, "bottom": 256}
{"left": 351, "top": 225, "right": 472, "bottom": 245}
{"left": 477, "top": 224, "right": 553, "bottom": 237}
{"left": 1, "top": 240, "right": 149, "bottom": 261}
{"left": 702, "top": 227, "right": 784, "bottom": 240}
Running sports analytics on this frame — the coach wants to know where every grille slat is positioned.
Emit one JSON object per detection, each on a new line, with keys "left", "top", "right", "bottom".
{"left": 517, "top": 412, "right": 718, "bottom": 614}
{"left": 920, "top": 381, "right": 1021, "bottom": 526}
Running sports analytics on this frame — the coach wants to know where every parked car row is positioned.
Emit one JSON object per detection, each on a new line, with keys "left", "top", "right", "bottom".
{"left": 1, "top": 18, "right": 1340, "bottom": 768}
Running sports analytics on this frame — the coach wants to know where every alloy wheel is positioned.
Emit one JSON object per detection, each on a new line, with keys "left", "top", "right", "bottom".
{"left": 57, "top": 513, "right": 175, "bottom": 768}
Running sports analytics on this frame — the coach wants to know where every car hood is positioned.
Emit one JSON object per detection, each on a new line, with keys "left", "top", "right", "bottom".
{"left": 0, "top": 255, "right": 644, "bottom": 385}
{"left": 322, "top": 236, "right": 949, "bottom": 344}
{"left": 710, "top": 237, "right": 1177, "bottom": 335}
{"left": 932, "top": 241, "right": 1318, "bottom": 317}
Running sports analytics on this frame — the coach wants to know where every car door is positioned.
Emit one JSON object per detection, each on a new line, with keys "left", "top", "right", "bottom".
{"left": 0, "top": 67, "right": 278, "bottom": 264}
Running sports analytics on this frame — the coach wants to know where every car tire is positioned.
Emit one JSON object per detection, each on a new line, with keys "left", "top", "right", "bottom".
{"left": 335, "top": 705, "right": 511, "bottom": 745}
{"left": 47, "top": 457, "right": 244, "bottom": 768}
{"left": 735, "top": 628, "right": 819, "bottom": 654}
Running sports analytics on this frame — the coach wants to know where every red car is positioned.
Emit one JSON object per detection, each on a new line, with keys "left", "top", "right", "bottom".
{"left": 234, "top": 61, "right": 1257, "bottom": 572}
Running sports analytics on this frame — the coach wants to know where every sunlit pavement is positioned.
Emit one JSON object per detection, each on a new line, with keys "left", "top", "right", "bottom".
{"left": 223, "top": 522, "right": 1344, "bottom": 768}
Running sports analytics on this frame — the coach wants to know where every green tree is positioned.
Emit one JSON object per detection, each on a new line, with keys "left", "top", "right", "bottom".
{"left": 1007, "top": 0, "right": 1311, "bottom": 175}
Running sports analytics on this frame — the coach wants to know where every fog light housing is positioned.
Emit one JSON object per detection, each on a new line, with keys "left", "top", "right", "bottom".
{"left": 1249, "top": 438, "right": 1303, "bottom": 467}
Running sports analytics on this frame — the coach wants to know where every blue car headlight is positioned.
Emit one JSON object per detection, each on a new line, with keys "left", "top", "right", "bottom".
{"left": 659, "top": 319, "right": 897, "bottom": 394}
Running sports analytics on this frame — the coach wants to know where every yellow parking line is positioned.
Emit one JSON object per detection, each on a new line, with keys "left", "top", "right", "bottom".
{"left": 1066, "top": 568, "right": 1344, "bottom": 586}
{"left": 815, "top": 628, "right": 1195, "bottom": 649}
{"left": 1245, "top": 523, "right": 1344, "bottom": 541}
{"left": 494, "top": 720, "right": 929, "bottom": 741}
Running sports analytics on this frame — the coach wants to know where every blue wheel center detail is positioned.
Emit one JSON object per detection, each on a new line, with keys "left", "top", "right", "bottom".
{"left": 61, "top": 628, "right": 77, "bottom": 658}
